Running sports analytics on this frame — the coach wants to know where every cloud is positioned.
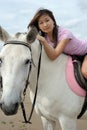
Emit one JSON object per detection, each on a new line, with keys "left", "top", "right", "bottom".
{"left": 64, "top": 18, "right": 83, "bottom": 27}
{"left": 0, "top": 13, "right": 16, "bottom": 21}
{"left": 77, "top": 0, "right": 87, "bottom": 12}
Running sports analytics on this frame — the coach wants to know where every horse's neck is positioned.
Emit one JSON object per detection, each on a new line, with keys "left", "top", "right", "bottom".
{"left": 29, "top": 41, "right": 41, "bottom": 90}
{"left": 30, "top": 42, "right": 68, "bottom": 93}
{"left": 41, "top": 49, "right": 68, "bottom": 71}
{"left": 31, "top": 41, "right": 41, "bottom": 66}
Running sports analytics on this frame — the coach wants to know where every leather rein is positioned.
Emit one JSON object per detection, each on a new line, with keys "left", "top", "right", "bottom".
{"left": 4, "top": 40, "right": 42, "bottom": 124}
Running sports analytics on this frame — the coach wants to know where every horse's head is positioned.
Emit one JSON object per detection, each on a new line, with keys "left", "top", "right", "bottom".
{"left": 0, "top": 26, "right": 38, "bottom": 115}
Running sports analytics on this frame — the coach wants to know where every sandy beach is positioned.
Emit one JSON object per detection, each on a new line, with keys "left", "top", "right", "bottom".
{"left": 0, "top": 89, "right": 87, "bottom": 130}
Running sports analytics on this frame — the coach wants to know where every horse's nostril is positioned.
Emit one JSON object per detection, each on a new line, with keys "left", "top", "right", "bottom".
{"left": 15, "top": 102, "right": 19, "bottom": 108}
{"left": 0, "top": 102, "right": 2, "bottom": 108}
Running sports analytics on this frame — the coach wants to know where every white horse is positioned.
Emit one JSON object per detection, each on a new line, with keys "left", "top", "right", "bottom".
{"left": 0, "top": 26, "right": 87, "bottom": 130}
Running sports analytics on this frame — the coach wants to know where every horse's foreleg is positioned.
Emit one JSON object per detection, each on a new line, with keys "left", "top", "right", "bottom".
{"left": 41, "top": 116, "right": 56, "bottom": 130}
{"left": 58, "top": 115, "right": 77, "bottom": 130}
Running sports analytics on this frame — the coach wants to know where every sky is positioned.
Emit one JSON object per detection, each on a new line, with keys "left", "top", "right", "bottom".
{"left": 0, "top": 0, "right": 87, "bottom": 46}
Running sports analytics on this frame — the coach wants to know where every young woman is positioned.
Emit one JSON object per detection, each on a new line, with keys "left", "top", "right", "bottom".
{"left": 28, "top": 8, "right": 87, "bottom": 79}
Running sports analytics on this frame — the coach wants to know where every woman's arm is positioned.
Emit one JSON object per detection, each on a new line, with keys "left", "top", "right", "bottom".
{"left": 37, "top": 34, "right": 70, "bottom": 60}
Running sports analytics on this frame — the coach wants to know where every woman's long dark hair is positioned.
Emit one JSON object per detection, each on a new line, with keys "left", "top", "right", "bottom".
{"left": 27, "top": 8, "right": 58, "bottom": 48}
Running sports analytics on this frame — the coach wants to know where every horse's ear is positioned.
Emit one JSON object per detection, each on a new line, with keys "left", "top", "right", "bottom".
{"left": 0, "top": 26, "right": 10, "bottom": 42}
{"left": 26, "top": 26, "right": 38, "bottom": 43}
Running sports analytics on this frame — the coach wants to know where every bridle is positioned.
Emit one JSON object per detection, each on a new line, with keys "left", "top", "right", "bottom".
{"left": 2, "top": 40, "right": 42, "bottom": 124}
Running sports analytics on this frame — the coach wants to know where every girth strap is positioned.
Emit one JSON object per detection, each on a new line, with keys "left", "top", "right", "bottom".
{"left": 77, "top": 93, "right": 87, "bottom": 119}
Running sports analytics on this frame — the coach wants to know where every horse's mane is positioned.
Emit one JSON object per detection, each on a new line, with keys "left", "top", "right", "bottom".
{"left": 15, "top": 32, "right": 27, "bottom": 38}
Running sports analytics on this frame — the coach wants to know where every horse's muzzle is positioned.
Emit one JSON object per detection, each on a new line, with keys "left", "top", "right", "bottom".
{"left": 0, "top": 102, "right": 19, "bottom": 115}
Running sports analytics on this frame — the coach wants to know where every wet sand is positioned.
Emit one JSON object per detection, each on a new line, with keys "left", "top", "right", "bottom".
{"left": 0, "top": 89, "right": 87, "bottom": 130}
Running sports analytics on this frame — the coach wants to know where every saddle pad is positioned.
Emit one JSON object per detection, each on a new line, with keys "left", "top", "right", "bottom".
{"left": 66, "top": 56, "right": 86, "bottom": 97}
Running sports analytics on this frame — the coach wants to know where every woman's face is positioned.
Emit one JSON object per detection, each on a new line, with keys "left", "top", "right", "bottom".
{"left": 38, "top": 14, "right": 54, "bottom": 34}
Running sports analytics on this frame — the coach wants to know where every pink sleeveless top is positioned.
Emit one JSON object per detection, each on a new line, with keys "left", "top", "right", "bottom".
{"left": 46, "top": 26, "right": 87, "bottom": 55}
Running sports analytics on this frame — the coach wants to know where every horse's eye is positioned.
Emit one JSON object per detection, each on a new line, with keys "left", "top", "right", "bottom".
{"left": 25, "top": 59, "right": 30, "bottom": 65}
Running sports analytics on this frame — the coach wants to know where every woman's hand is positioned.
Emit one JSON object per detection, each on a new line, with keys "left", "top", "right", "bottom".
{"left": 36, "top": 34, "right": 46, "bottom": 43}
